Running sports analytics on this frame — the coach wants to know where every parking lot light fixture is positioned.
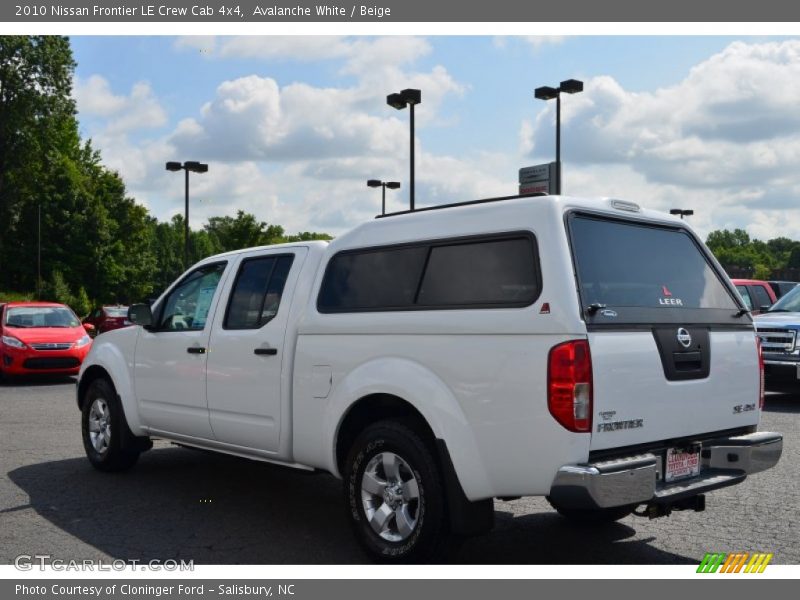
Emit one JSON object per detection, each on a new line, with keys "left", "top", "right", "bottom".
{"left": 670, "top": 208, "right": 694, "bottom": 220}
{"left": 534, "top": 79, "right": 584, "bottom": 195}
{"left": 166, "top": 161, "right": 209, "bottom": 269}
{"left": 368, "top": 179, "right": 401, "bottom": 215}
{"left": 386, "top": 88, "right": 422, "bottom": 211}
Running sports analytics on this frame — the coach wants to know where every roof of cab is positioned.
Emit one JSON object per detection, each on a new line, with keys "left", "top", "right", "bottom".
{"left": 196, "top": 240, "right": 330, "bottom": 264}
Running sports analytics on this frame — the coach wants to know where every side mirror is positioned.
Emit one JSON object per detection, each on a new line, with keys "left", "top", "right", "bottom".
{"left": 83, "top": 322, "right": 96, "bottom": 337}
{"left": 760, "top": 305, "right": 771, "bottom": 313}
{"left": 128, "top": 304, "right": 154, "bottom": 328}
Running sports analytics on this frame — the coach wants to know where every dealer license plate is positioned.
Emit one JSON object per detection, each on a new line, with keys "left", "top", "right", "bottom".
{"left": 665, "top": 445, "right": 701, "bottom": 482}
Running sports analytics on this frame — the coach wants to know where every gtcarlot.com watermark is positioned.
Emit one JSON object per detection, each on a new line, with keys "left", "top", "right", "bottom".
{"left": 14, "top": 554, "right": 194, "bottom": 572}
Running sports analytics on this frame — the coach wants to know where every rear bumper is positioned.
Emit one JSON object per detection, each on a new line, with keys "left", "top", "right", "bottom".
{"left": 549, "top": 431, "right": 782, "bottom": 510}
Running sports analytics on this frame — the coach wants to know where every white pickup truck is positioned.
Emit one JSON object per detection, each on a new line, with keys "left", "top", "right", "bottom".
{"left": 77, "top": 194, "right": 782, "bottom": 562}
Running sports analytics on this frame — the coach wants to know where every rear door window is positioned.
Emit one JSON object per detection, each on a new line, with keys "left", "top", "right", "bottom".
{"left": 569, "top": 214, "right": 739, "bottom": 324}
{"left": 224, "top": 255, "right": 295, "bottom": 329}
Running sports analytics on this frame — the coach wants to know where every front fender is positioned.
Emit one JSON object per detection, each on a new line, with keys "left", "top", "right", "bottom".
{"left": 323, "top": 357, "right": 494, "bottom": 501}
{"left": 78, "top": 328, "right": 143, "bottom": 434}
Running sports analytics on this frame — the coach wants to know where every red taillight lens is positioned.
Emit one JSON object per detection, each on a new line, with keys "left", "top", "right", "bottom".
{"left": 757, "top": 336, "right": 765, "bottom": 410}
{"left": 548, "top": 339, "right": 593, "bottom": 432}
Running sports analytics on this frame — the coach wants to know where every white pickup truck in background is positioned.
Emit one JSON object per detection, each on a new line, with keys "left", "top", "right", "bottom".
{"left": 77, "top": 194, "right": 782, "bottom": 562}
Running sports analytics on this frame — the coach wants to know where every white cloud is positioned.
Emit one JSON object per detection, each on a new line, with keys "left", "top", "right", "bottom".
{"left": 169, "top": 75, "right": 410, "bottom": 161}
{"left": 81, "top": 36, "right": 469, "bottom": 234}
{"left": 493, "top": 36, "right": 566, "bottom": 50}
{"left": 81, "top": 37, "right": 800, "bottom": 243}
{"left": 173, "top": 35, "right": 216, "bottom": 55}
{"left": 524, "top": 41, "right": 800, "bottom": 184}
{"left": 73, "top": 75, "right": 167, "bottom": 134}
{"left": 169, "top": 40, "right": 463, "bottom": 161}
{"left": 174, "top": 35, "right": 430, "bottom": 69}
{"left": 520, "top": 40, "right": 800, "bottom": 238}
{"left": 215, "top": 36, "right": 353, "bottom": 61}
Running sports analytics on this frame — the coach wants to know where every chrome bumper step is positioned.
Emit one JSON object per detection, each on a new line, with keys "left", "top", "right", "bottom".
{"left": 549, "top": 431, "right": 782, "bottom": 510}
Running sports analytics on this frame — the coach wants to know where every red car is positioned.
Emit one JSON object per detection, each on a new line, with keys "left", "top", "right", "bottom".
{"left": 731, "top": 278, "right": 778, "bottom": 315}
{"left": 0, "top": 302, "right": 94, "bottom": 378}
{"left": 82, "top": 305, "right": 132, "bottom": 335}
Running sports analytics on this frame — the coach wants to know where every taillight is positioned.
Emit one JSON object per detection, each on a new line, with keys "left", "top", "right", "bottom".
{"left": 757, "top": 336, "right": 765, "bottom": 410}
{"left": 548, "top": 339, "right": 593, "bottom": 432}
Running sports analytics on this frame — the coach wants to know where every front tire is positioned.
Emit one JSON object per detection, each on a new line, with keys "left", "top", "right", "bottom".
{"left": 81, "top": 378, "right": 141, "bottom": 472}
{"left": 344, "top": 420, "right": 451, "bottom": 563}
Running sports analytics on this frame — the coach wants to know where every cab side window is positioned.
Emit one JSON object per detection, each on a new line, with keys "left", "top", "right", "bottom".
{"left": 157, "top": 263, "right": 227, "bottom": 331}
{"left": 224, "top": 255, "right": 295, "bottom": 329}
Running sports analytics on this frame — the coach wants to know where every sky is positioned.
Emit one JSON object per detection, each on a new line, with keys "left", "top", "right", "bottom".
{"left": 69, "top": 35, "right": 800, "bottom": 240}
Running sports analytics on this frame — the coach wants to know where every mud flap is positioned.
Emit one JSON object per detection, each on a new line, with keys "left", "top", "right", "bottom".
{"left": 435, "top": 439, "right": 494, "bottom": 536}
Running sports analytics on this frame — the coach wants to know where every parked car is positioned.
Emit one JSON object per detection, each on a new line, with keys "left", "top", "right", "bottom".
{"left": 768, "top": 280, "right": 799, "bottom": 299}
{"left": 1, "top": 302, "right": 94, "bottom": 378}
{"left": 755, "top": 285, "right": 800, "bottom": 389}
{"left": 731, "top": 278, "right": 777, "bottom": 314}
{"left": 83, "top": 305, "right": 132, "bottom": 336}
{"left": 78, "top": 195, "right": 781, "bottom": 562}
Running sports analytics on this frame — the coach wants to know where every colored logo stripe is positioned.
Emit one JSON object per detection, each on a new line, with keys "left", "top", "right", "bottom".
{"left": 697, "top": 553, "right": 726, "bottom": 573}
{"left": 697, "top": 552, "right": 773, "bottom": 573}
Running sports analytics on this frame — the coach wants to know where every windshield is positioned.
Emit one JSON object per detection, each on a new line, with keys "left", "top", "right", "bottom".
{"left": 5, "top": 306, "right": 81, "bottom": 328}
{"left": 104, "top": 307, "right": 128, "bottom": 317}
{"left": 767, "top": 285, "right": 800, "bottom": 313}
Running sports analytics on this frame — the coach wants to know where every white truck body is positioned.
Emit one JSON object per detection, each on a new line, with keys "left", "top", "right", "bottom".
{"left": 78, "top": 195, "right": 782, "bottom": 561}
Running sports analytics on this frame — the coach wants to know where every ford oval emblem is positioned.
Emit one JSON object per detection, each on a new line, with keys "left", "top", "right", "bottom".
{"left": 677, "top": 327, "right": 692, "bottom": 348}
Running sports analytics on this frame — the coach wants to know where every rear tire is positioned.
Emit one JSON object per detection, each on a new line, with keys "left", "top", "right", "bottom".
{"left": 344, "top": 420, "right": 453, "bottom": 563}
{"left": 81, "top": 378, "right": 141, "bottom": 472}
{"left": 547, "top": 497, "right": 635, "bottom": 524}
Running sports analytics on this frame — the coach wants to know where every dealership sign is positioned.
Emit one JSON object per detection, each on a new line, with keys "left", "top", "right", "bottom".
{"left": 519, "top": 162, "right": 556, "bottom": 195}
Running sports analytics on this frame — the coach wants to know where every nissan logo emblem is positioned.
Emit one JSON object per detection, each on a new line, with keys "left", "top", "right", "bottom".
{"left": 677, "top": 328, "right": 692, "bottom": 348}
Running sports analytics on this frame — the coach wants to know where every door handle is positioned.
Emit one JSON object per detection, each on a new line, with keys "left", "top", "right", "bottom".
{"left": 187, "top": 347, "right": 206, "bottom": 354}
{"left": 254, "top": 347, "right": 278, "bottom": 356}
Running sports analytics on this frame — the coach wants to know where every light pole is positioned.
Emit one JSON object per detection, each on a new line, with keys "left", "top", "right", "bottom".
{"left": 670, "top": 208, "right": 694, "bottom": 220}
{"left": 37, "top": 203, "right": 41, "bottom": 300}
{"left": 166, "top": 161, "right": 208, "bottom": 269}
{"left": 386, "top": 89, "right": 421, "bottom": 211}
{"left": 534, "top": 79, "right": 583, "bottom": 195}
{"left": 367, "top": 180, "right": 401, "bottom": 215}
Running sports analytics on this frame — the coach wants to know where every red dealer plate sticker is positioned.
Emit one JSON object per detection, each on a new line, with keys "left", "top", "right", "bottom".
{"left": 665, "top": 446, "right": 701, "bottom": 482}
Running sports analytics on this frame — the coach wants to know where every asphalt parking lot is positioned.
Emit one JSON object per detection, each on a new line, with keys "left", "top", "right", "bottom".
{"left": 1, "top": 377, "right": 798, "bottom": 565}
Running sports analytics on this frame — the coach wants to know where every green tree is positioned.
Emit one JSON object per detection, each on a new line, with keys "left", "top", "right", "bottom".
{"left": 44, "top": 269, "right": 73, "bottom": 306}
{"left": 74, "top": 286, "right": 91, "bottom": 317}
{"left": 283, "top": 231, "right": 333, "bottom": 243}
{"left": 705, "top": 228, "right": 751, "bottom": 251}
{"left": 204, "top": 210, "right": 285, "bottom": 253}
{"left": 0, "top": 36, "right": 78, "bottom": 290}
{"left": 787, "top": 246, "right": 800, "bottom": 269}
{"left": 0, "top": 37, "right": 335, "bottom": 304}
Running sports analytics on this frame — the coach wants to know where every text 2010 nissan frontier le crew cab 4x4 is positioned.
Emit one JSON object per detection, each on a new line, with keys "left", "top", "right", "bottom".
{"left": 77, "top": 194, "right": 782, "bottom": 562}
